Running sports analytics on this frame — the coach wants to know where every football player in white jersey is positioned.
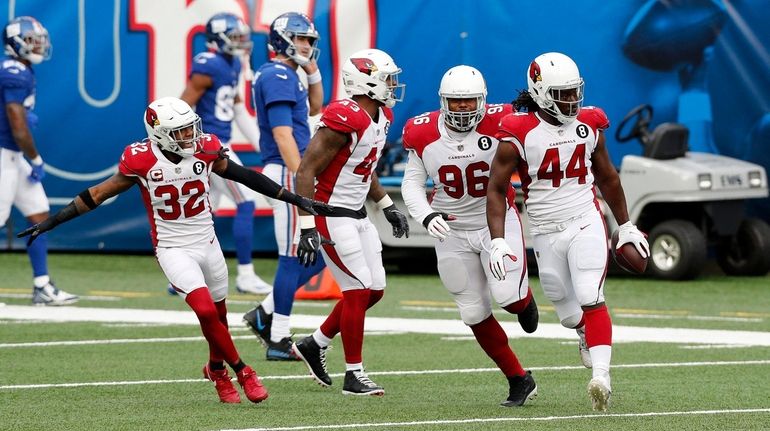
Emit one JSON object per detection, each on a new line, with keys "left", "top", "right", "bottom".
{"left": 486, "top": 53, "right": 649, "bottom": 412}
{"left": 291, "top": 49, "right": 409, "bottom": 396}
{"left": 18, "top": 97, "right": 329, "bottom": 405}
{"left": 400, "top": 65, "right": 538, "bottom": 407}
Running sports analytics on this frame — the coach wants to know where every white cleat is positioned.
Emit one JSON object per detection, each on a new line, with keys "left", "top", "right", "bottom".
{"left": 577, "top": 327, "right": 592, "bottom": 368}
{"left": 32, "top": 283, "right": 79, "bottom": 306}
{"left": 587, "top": 375, "right": 612, "bottom": 412}
{"left": 236, "top": 273, "right": 273, "bottom": 295}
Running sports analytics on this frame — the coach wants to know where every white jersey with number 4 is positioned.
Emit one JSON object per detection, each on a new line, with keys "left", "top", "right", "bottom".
{"left": 314, "top": 99, "right": 392, "bottom": 210}
{"left": 401, "top": 104, "right": 515, "bottom": 231}
{"left": 496, "top": 107, "right": 610, "bottom": 229}
{"left": 118, "top": 135, "right": 223, "bottom": 248}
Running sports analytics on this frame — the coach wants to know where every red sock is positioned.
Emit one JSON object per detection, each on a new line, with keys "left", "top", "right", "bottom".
{"left": 186, "top": 288, "right": 240, "bottom": 365}
{"left": 214, "top": 300, "right": 229, "bottom": 328}
{"left": 319, "top": 290, "right": 383, "bottom": 340}
{"left": 320, "top": 299, "right": 344, "bottom": 338}
{"left": 470, "top": 315, "right": 525, "bottom": 377}
{"left": 583, "top": 304, "right": 612, "bottom": 347}
{"left": 340, "top": 289, "right": 370, "bottom": 364}
{"left": 502, "top": 288, "right": 532, "bottom": 314}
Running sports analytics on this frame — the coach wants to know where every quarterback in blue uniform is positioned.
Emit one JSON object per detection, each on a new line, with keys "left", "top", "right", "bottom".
{"left": 180, "top": 12, "right": 272, "bottom": 295}
{"left": 243, "top": 12, "right": 325, "bottom": 360}
{"left": 1, "top": 16, "right": 77, "bottom": 305}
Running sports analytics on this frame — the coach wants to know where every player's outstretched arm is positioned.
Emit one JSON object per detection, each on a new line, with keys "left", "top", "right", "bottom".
{"left": 486, "top": 141, "right": 519, "bottom": 239}
{"left": 17, "top": 172, "right": 135, "bottom": 245}
{"left": 591, "top": 132, "right": 649, "bottom": 257}
{"left": 215, "top": 158, "right": 328, "bottom": 215}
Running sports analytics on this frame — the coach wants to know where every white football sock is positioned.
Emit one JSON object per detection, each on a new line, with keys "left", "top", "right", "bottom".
{"left": 261, "top": 293, "right": 275, "bottom": 314}
{"left": 312, "top": 329, "right": 333, "bottom": 348}
{"left": 589, "top": 345, "right": 612, "bottom": 379}
{"left": 270, "top": 313, "right": 290, "bottom": 342}
{"left": 237, "top": 263, "right": 255, "bottom": 277}
{"left": 33, "top": 275, "right": 50, "bottom": 288}
{"left": 346, "top": 362, "right": 363, "bottom": 372}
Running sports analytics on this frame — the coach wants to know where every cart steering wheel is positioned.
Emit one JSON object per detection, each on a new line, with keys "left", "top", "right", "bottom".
{"left": 616, "top": 104, "right": 653, "bottom": 143}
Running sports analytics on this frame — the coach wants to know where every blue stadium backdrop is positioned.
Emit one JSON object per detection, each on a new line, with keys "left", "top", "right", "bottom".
{"left": 2, "top": 0, "right": 768, "bottom": 252}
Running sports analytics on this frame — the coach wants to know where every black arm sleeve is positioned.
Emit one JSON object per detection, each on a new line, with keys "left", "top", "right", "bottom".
{"left": 219, "top": 159, "right": 283, "bottom": 198}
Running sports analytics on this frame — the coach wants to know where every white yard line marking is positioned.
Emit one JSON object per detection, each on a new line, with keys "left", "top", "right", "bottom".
{"left": 220, "top": 409, "right": 770, "bottom": 431}
{"left": 0, "top": 293, "right": 121, "bottom": 301}
{"left": 615, "top": 313, "right": 762, "bottom": 323}
{"left": 2, "top": 305, "right": 770, "bottom": 346}
{"left": 2, "top": 359, "right": 768, "bottom": 391}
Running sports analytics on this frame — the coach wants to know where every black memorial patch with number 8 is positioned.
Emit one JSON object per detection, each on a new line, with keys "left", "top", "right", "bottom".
{"left": 576, "top": 124, "right": 589, "bottom": 138}
{"left": 193, "top": 161, "right": 205, "bottom": 175}
{"left": 478, "top": 136, "right": 493, "bottom": 150}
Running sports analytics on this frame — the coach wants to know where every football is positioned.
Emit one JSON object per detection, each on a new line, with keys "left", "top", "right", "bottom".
{"left": 611, "top": 230, "right": 648, "bottom": 274}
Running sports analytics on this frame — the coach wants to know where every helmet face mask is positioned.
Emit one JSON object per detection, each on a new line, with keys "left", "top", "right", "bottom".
{"left": 4, "top": 16, "right": 52, "bottom": 64}
{"left": 144, "top": 97, "right": 203, "bottom": 158}
{"left": 342, "top": 49, "right": 405, "bottom": 108}
{"left": 527, "top": 52, "right": 584, "bottom": 125}
{"left": 269, "top": 12, "right": 320, "bottom": 66}
{"left": 439, "top": 65, "right": 487, "bottom": 131}
{"left": 206, "top": 13, "right": 253, "bottom": 57}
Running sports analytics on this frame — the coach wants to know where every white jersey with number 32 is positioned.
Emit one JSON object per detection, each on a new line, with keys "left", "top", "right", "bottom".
{"left": 496, "top": 107, "right": 610, "bottom": 229}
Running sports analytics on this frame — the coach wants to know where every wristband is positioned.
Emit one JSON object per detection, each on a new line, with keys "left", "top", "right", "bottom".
{"left": 375, "top": 195, "right": 394, "bottom": 210}
{"left": 307, "top": 70, "right": 322, "bottom": 85}
{"left": 300, "top": 215, "right": 316, "bottom": 229}
{"left": 31, "top": 155, "right": 43, "bottom": 166}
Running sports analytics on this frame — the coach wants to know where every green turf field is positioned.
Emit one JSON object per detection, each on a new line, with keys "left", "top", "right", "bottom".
{"left": 1, "top": 252, "right": 769, "bottom": 430}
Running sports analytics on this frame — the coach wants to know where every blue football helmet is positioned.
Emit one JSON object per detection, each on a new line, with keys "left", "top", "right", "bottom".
{"left": 205, "top": 12, "right": 253, "bottom": 56}
{"left": 4, "top": 16, "right": 52, "bottom": 64}
{"left": 268, "top": 12, "right": 320, "bottom": 65}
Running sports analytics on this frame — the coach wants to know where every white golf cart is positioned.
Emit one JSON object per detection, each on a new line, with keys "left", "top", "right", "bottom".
{"left": 613, "top": 104, "right": 770, "bottom": 279}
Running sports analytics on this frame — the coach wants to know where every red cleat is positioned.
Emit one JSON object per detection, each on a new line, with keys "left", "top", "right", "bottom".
{"left": 203, "top": 364, "right": 241, "bottom": 404}
{"left": 236, "top": 365, "right": 269, "bottom": 403}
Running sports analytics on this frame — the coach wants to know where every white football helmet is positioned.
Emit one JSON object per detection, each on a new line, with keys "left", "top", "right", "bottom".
{"left": 527, "top": 52, "right": 584, "bottom": 125}
{"left": 342, "top": 49, "right": 405, "bottom": 108}
{"left": 144, "top": 97, "right": 202, "bottom": 158}
{"left": 439, "top": 65, "right": 487, "bottom": 131}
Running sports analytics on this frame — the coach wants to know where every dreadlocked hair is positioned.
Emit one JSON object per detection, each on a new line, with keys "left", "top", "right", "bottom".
{"left": 512, "top": 89, "right": 539, "bottom": 112}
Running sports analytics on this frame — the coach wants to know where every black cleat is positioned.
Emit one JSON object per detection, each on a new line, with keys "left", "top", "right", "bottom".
{"left": 517, "top": 296, "right": 539, "bottom": 333}
{"left": 243, "top": 304, "right": 272, "bottom": 347}
{"left": 501, "top": 370, "right": 537, "bottom": 407}
{"left": 266, "top": 337, "right": 300, "bottom": 361}
{"left": 342, "top": 369, "right": 384, "bottom": 396}
{"left": 292, "top": 336, "right": 332, "bottom": 387}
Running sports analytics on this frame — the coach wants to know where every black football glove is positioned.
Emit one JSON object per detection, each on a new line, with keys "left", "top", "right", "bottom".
{"left": 383, "top": 204, "right": 409, "bottom": 238}
{"left": 17, "top": 217, "right": 57, "bottom": 246}
{"left": 297, "top": 228, "right": 335, "bottom": 267}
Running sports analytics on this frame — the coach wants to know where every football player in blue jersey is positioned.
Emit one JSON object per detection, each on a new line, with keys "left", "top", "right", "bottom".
{"left": 0, "top": 16, "right": 78, "bottom": 305}
{"left": 180, "top": 12, "right": 272, "bottom": 295}
{"left": 242, "top": 12, "right": 326, "bottom": 360}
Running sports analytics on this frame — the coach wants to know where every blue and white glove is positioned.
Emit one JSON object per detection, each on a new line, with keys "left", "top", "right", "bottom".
{"left": 28, "top": 156, "right": 45, "bottom": 183}
{"left": 489, "top": 237, "right": 517, "bottom": 281}
{"left": 617, "top": 221, "right": 649, "bottom": 258}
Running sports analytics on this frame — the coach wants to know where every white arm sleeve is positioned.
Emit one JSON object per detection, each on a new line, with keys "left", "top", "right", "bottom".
{"left": 401, "top": 151, "right": 434, "bottom": 224}
{"left": 233, "top": 102, "right": 261, "bottom": 151}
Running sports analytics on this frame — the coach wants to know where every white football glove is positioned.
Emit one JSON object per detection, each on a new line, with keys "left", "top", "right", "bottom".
{"left": 489, "top": 237, "right": 517, "bottom": 281}
{"left": 617, "top": 221, "right": 650, "bottom": 258}
{"left": 422, "top": 212, "right": 453, "bottom": 241}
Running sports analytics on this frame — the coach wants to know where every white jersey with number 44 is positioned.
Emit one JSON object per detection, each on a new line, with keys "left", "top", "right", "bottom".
{"left": 496, "top": 107, "right": 610, "bottom": 228}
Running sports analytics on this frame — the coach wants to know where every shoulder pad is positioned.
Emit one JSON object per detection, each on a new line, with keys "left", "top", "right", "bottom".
{"left": 496, "top": 112, "right": 540, "bottom": 142}
{"left": 578, "top": 106, "right": 610, "bottom": 131}
{"left": 476, "top": 104, "right": 514, "bottom": 136}
{"left": 118, "top": 140, "right": 158, "bottom": 177}
{"left": 402, "top": 110, "right": 441, "bottom": 158}
{"left": 320, "top": 99, "right": 371, "bottom": 134}
{"left": 195, "top": 134, "right": 224, "bottom": 163}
